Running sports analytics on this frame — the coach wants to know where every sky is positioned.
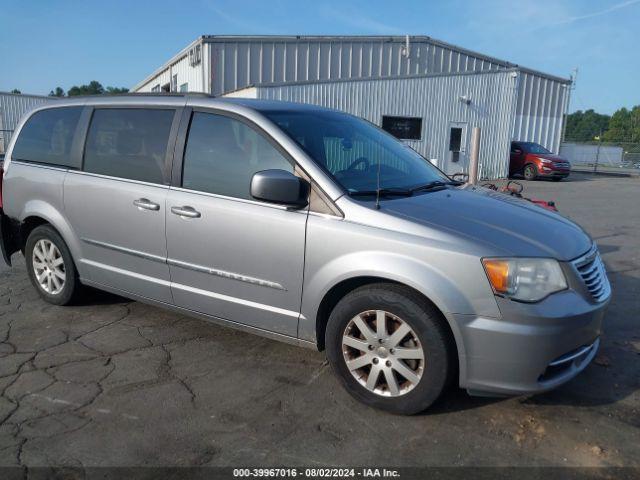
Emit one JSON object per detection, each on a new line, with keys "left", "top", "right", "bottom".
{"left": 1, "top": 0, "right": 638, "bottom": 114}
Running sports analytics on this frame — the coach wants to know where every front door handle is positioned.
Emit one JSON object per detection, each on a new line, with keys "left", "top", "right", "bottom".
{"left": 171, "top": 206, "right": 201, "bottom": 219}
{"left": 133, "top": 198, "right": 160, "bottom": 211}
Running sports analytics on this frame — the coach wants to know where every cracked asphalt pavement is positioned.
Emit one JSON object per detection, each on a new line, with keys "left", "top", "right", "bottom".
{"left": 0, "top": 173, "right": 638, "bottom": 468}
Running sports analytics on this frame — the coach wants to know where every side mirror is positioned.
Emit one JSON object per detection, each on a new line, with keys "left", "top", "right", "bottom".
{"left": 513, "top": 148, "right": 523, "bottom": 155}
{"left": 250, "top": 169, "right": 310, "bottom": 208}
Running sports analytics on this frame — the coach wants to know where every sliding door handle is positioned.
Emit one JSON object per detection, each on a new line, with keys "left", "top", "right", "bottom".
{"left": 133, "top": 198, "right": 160, "bottom": 211}
{"left": 171, "top": 206, "right": 201, "bottom": 219}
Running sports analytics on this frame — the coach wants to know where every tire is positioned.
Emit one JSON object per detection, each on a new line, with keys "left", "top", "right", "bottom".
{"left": 523, "top": 164, "right": 538, "bottom": 181}
{"left": 552, "top": 177, "right": 562, "bottom": 182}
{"left": 25, "top": 225, "right": 80, "bottom": 306}
{"left": 325, "top": 283, "right": 454, "bottom": 415}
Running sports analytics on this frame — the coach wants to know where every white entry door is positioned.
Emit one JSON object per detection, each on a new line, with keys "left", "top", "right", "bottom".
{"left": 445, "top": 122, "right": 468, "bottom": 175}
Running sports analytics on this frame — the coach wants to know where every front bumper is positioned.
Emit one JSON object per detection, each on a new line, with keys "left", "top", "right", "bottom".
{"left": 453, "top": 289, "right": 609, "bottom": 396}
{"left": 538, "top": 167, "right": 570, "bottom": 178}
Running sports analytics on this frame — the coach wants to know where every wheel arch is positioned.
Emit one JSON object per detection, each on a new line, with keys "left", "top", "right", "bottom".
{"left": 17, "top": 200, "right": 82, "bottom": 262}
{"left": 312, "top": 274, "right": 464, "bottom": 387}
{"left": 311, "top": 274, "right": 465, "bottom": 382}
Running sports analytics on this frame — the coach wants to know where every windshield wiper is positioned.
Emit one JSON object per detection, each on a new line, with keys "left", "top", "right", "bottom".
{"left": 349, "top": 187, "right": 413, "bottom": 198}
{"left": 349, "top": 181, "right": 462, "bottom": 198}
{"left": 409, "top": 180, "right": 463, "bottom": 193}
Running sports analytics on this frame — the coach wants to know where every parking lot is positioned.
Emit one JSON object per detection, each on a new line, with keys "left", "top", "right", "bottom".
{"left": 0, "top": 172, "right": 638, "bottom": 468}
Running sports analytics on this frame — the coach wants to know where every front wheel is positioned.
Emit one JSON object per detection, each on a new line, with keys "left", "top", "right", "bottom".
{"left": 523, "top": 164, "right": 538, "bottom": 181}
{"left": 325, "top": 284, "right": 454, "bottom": 415}
{"left": 25, "top": 225, "right": 80, "bottom": 305}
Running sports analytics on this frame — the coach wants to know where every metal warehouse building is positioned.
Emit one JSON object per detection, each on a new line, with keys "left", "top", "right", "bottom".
{"left": 133, "top": 35, "right": 572, "bottom": 179}
{"left": 0, "top": 92, "right": 52, "bottom": 154}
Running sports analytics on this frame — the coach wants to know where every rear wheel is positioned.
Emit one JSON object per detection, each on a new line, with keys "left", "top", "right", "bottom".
{"left": 523, "top": 164, "right": 538, "bottom": 181}
{"left": 325, "top": 284, "right": 454, "bottom": 415}
{"left": 25, "top": 225, "right": 80, "bottom": 305}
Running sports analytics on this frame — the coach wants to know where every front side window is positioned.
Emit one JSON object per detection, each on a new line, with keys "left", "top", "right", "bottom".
{"left": 264, "top": 110, "right": 448, "bottom": 195}
{"left": 12, "top": 107, "right": 82, "bottom": 167}
{"left": 182, "top": 112, "right": 293, "bottom": 200}
{"left": 83, "top": 108, "right": 174, "bottom": 184}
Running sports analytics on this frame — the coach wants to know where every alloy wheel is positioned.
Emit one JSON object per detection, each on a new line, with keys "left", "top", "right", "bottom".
{"left": 342, "top": 310, "right": 425, "bottom": 397}
{"left": 524, "top": 165, "right": 536, "bottom": 180}
{"left": 32, "top": 239, "right": 66, "bottom": 295}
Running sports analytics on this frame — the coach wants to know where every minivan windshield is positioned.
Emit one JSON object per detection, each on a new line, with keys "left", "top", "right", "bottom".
{"left": 263, "top": 110, "right": 450, "bottom": 196}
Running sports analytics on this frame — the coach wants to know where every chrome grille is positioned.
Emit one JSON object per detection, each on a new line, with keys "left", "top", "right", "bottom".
{"left": 574, "top": 247, "right": 611, "bottom": 302}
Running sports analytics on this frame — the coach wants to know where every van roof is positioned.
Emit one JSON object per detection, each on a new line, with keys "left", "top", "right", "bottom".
{"left": 39, "top": 93, "right": 334, "bottom": 114}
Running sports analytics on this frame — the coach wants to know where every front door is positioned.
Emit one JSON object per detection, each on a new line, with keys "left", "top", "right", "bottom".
{"left": 165, "top": 110, "right": 307, "bottom": 337}
{"left": 64, "top": 107, "right": 178, "bottom": 303}
{"left": 445, "top": 122, "right": 468, "bottom": 175}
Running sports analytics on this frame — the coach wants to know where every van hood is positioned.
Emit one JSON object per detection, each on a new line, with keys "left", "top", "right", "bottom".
{"left": 383, "top": 186, "right": 592, "bottom": 261}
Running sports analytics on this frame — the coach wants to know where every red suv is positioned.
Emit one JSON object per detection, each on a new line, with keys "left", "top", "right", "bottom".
{"left": 509, "top": 141, "right": 571, "bottom": 181}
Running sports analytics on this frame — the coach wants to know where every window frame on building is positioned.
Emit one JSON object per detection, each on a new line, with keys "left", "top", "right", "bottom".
{"left": 381, "top": 115, "right": 423, "bottom": 140}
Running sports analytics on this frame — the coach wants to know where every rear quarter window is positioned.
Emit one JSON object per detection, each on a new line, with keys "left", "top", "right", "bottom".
{"left": 11, "top": 107, "right": 82, "bottom": 167}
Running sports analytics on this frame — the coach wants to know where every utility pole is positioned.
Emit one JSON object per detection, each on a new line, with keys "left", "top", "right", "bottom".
{"left": 560, "top": 68, "right": 578, "bottom": 147}
{"left": 468, "top": 127, "right": 481, "bottom": 184}
{"left": 594, "top": 129, "right": 602, "bottom": 173}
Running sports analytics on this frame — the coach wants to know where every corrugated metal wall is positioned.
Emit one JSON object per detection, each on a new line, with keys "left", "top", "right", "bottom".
{"left": 513, "top": 72, "right": 570, "bottom": 153}
{"left": 244, "top": 70, "right": 518, "bottom": 179}
{"left": 0, "top": 92, "right": 53, "bottom": 154}
{"left": 208, "top": 36, "right": 508, "bottom": 96}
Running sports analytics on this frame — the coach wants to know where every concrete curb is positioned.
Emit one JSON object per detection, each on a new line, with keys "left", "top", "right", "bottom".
{"left": 572, "top": 168, "right": 639, "bottom": 178}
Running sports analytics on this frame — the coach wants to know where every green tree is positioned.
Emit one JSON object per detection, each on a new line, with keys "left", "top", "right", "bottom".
{"left": 10, "top": 89, "right": 21, "bottom": 94}
{"left": 49, "top": 87, "right": 65, "bottom": 97}
{"left": 105, "top": 86, "right": 129, "bottom": 94}
{"left": 565, "top": 109, "right": 610, "bottom": 142}
{"left": 64, "top": 81, "right": 129, "bottom": 96}
{"left": 67, "top": 80, "right": 105, "bottom": 96}
{"left": 602, "top": 106, "right": 640, "bottom": 143}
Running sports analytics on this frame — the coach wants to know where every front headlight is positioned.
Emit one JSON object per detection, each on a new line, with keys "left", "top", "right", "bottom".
{"left": 538, "top": 157, "right": 553, "bottom": 164}
{"left": 482, "top": 258, "right": 567, "bottom": 302}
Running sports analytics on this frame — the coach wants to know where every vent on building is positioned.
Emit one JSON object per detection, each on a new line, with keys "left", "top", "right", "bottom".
{"left": 189, "top": 45, "right": 202, "bottom": 67}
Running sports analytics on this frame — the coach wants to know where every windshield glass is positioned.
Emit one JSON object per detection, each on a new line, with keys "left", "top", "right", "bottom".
{"left": 521, "top": 142, "right": 551, "bottom": 154}
{"left": 263, "top": 110, "right": 449, "bottom": 194}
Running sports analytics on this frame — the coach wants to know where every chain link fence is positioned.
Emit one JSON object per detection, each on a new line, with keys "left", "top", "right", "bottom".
{"left": 560, "top": 140, "right": 640, "bottom": 175}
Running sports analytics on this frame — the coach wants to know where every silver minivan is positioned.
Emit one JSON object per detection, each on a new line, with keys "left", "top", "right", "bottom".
{"left": 0, "top": 95, "right": 610, "bottom": 414}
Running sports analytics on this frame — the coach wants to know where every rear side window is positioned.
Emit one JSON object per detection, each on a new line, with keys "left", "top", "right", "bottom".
{"left": 182, "top": 112, "right": 293, "bottom": 199}
{"left": 83, "top": 109, "right": 174, "bottom": 184}
{"left": 11, "top": 107, "right": 82, "bottom": 167}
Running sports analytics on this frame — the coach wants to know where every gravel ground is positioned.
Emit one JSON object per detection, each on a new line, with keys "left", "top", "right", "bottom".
{"left": 0, "top": 172, "right": 638, "bottom": 468}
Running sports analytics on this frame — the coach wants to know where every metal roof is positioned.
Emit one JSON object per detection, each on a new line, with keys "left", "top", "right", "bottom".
{"left": 132, "top": 35, "right": 571, "bottom": 91}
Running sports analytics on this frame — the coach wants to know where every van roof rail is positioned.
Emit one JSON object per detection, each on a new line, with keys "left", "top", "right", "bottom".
{"left": 65, "top": 92, "right": 215, "bottom": 99}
